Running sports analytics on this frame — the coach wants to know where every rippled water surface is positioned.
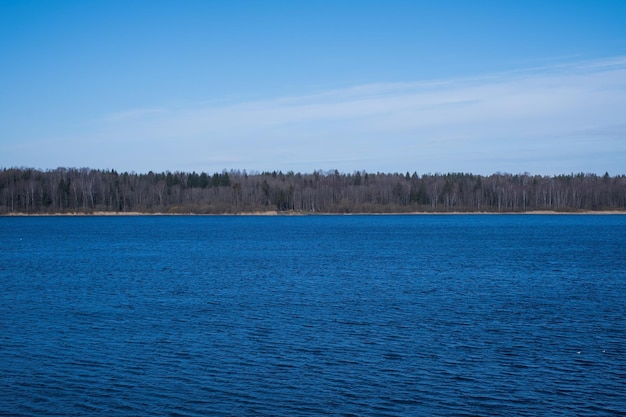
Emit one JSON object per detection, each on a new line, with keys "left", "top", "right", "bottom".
{"left": 1, "top": 215, "right": 625, "bottom": 416}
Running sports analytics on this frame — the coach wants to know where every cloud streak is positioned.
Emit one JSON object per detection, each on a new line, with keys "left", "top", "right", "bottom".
{"left": 9, "top": 57, "right": 626, "bottom": 174}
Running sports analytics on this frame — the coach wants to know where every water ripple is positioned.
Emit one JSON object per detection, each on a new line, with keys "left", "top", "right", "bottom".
{"left": 1, "top": 215, "right": 625, "bottom": 416}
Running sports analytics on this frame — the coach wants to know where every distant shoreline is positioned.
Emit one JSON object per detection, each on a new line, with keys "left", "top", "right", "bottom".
{"left": 3, "top": 169, "right": 625, "bottom": 214}
{"left": 3, "top": 210, "right": 626, "bottom": 217}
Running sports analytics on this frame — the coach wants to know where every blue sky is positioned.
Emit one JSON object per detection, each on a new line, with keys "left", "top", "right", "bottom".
{"left": 2, "top": 1, "right": 626, "bottom": 175}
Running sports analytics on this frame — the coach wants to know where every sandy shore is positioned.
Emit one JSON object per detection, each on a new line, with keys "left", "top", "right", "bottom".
{"left": 3, "top": 210, "right": 625, "bottom": 216}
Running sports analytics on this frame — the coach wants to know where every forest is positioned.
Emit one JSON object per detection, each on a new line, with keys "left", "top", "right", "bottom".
{"left": 1, "top": 167, "right": 625, "bottom": 214}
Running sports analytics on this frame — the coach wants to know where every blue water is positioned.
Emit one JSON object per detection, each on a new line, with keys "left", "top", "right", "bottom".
{"left": 1, "top": 215, "right": 625, "bottom": 416}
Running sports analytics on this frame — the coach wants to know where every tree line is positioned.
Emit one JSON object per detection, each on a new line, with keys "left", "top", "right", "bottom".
{"left": 1, "top": 167, "right": 625, "bottom": 214}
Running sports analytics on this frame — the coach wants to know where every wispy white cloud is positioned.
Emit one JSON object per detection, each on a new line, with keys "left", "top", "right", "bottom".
{"left": 10, "top": 56, "right": 626, "bottom": 174}
{"left": 105, "top": 108, "right": 168, "bottom": 122}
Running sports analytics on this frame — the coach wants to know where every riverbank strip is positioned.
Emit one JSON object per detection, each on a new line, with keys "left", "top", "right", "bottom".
{"left": 3, "top": 210, "right": 626, "bottom": 216}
